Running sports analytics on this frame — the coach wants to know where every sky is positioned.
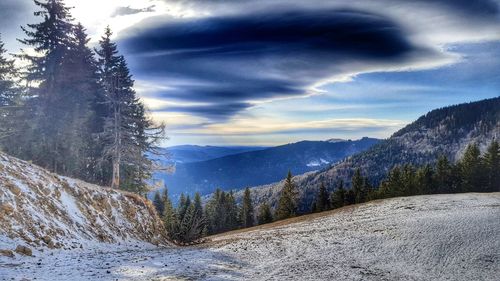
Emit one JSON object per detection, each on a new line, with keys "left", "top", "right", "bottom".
{"left": 1, "top": 0, "right": 499, "bottom": 146}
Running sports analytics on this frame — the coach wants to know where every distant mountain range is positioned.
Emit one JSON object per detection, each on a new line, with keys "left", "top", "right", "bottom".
{"left": 240, "top": 97, "right": 500, "bottom": 212}
{"left": 153, "top": 137, "right": 381, "bottom": 196}
{"left": 161, "top": 145, "right": 267, "bottom": 164}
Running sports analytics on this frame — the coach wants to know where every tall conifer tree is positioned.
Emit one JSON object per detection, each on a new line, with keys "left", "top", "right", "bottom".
{"left": 257, "top": 202, "right": 273, "bottom": 225}
{"left": 314, "top": 182, "right": 330, "bottom": 212}
{"left": 0, "top": 34, "right": 23, "bottom": 147}
{"left": 240, "top": 187, "right": 255, "bottom": 228}
{"left": 17, "top": 0, "right": 76, "bottom": 172}
{"left": 459, "top": 143, "right": 484, "bottom": 192}
{"left": 482, "top": 141, "right": 500, "bottom": 192}
{"left": 95, "top": 27, "right": 166, "bottom": 192}
{"left": 276, "top": 171, "right": 298, "bottom": 220}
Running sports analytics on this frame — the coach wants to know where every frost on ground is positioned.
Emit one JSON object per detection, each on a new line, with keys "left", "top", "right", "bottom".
{"left": 2, "top": 192, "right": 499, "bottom": 281}
{"left": 0, "top": 152, "right": 168, "bottom": 253}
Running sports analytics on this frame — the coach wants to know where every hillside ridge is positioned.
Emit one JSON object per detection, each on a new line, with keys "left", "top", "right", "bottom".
{"left": 0, "top": 152, "right": 170, "bottom": 257}
{"left": 243, "top": 97, "right": 500, "bottom": 211}
{"left": 158, "top": 137, "right": 380, "bottom": 196}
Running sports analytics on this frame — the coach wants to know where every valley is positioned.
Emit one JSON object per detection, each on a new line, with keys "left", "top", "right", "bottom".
{"left": 155, "top": 138, "right": 381, "bottom": 197}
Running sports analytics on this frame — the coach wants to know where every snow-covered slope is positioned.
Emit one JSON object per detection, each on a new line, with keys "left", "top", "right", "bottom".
{"left": 0, "top": 152, "right": 169, "bottom": 256}
{"left": 2, "top": 193, "right": 498, "bottom": 280}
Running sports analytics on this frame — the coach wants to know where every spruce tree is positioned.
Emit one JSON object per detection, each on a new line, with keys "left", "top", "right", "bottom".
{"left": 204, "top": 189, "right": 239, "bottom": 234}
{"left": 379, "top": 166, "right": 404, "bottom": 198}
{"left": 193, "top": 192, "right": 205, "bottom": 232}
{"left": 401, "top": 165, "right": 416, "bottom": 196}
{"left": 0, "top": 34, "right": 23, "bottom": 147}
{"left": 95, "top": 27, "right": 166, "bottom": 192}
{"left": 13, "top": 2, "right": 105, "bottom": 180}
{"left": 161, "top": 187, "right": 179, "bottom": 241}
{"left": 178, "top": 200, "right": 204, "bottom": 243}
{"left": 178, "top": 193, "right": 187, "bottom": 221}
{"left": 459, "top": 143, "right": 484, "bottom": 192}
{"left": 275, "top": 171, "right": 298, "bottom": 220}
{"left": 482, "top": 141, "right": 500, "bottom": 192}
{"left": 345, "top": 189, "right": 356, "bottom": 205}
{"left": 257, "top": 202, "right": 273, "bottom": 225}
{"left": 240, "top": 187, "right": 255, "bottom": 228}
{"left": 225, "top": 191, "right": 239, "bottom": 230}
{"left": 153, "top": 191, "right": 164, "bottom": 216}
{"left": 330, "top": 180, "right": 346, "bottom": 209}
{"left": 435, "top": 155, "right": 454, "bottom": 193}
{"left": 314, "top": 182, "right": 330, "bottom": 212}
{"left": 60, "top": 23, "right": 103, "bottom": 179}
{"left": 16, "top": 0, "right": 77, "bottom": 173}
{"left": 415, "top": 164, "right": 435, "bottom": 195}
{"left": 352, "top": 168, "right": 366, "bottom": 203}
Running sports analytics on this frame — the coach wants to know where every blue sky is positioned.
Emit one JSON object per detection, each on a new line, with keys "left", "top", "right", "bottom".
{"left": 1, "top": 0, "right": 499, "bottom": 146}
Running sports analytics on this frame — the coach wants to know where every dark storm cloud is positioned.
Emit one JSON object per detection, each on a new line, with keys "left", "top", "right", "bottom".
{"left": 154, "top": 102, "right": 252, "bottom": 119}
{"left": 123, "top": 9, "right": 412, "bottom": 58}
{"left": 164, "top": 0, "right": 500, "bottom": 19}
{"left": 111, "top": 5, "right": 156, "bottom": 17}
{"left": 121, "top": 9, "right": 424, "bottom": 120}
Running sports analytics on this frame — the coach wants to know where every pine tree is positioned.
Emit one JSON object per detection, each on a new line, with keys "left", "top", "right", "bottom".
{"left": 482, "top": 141, "right": 500, "bottom": 192}
{"left": 275, "top": 171, "right": 298, "bottom": 220}
{"left": 415, "top": 164, "right": 435, "bottom": 195}
{"left": 225, "top": 191, "right": 239, "bottom": 230}
{"left": 314, "top": 182, "right": 330, "bottom": 212}
{"left": 59, "top": 23, "right": 105, "bottom": 179}
{"left": 401, "top": 165, "right": 416, "bottom": 196}
{"left": 178, "top": 199, "right": 204, "bottom": 243}
{"left": 435, "top": 155, "right": 454, "bottom": 193}
{"left": 0, "top": 34, "right": 23, "bottom": 147}
{"left": 12, "top": 2, "right": 107, "bottom": 181}
{"left": 378, "top": 166, "right": 404, "bottom": 198}
{"left": 204, "top": 189, "right": 239, "bottom": 234}
{"left": 161, "top": 187, "right": 179, "bottom": 241}
{"left": 95, "top": 26, "right": 166, "bottom": 192}
{"left": 16, "top": 0, "right": 77, "bottom": 173}
{"left": 193, "top": 192, "right": 205, "bottom": 232}
{"left": 178, "top": 193, "right": 187, "bottom": 221}
{"left": 345, "top": 189, "right": 356, "bottom": 205}
{"left": 459, "top": 143, "right": 484, "bottom": 192}
{"left": 330, "top": 180, "right": 346, "bottom": 209}
{"left": 352, "top": 168, "right": 366, "bottom": 203}
{"left": 240, "top": 187, "right": 255, "bottom": 228}
{"left": 193, "top": 192, "right": 203, "bottom": 215}
{"left": 153, "top": 191, "right": 164, "bottom": 216}
{"left": 257, "top": 202, "right": 273, "bottom": 225}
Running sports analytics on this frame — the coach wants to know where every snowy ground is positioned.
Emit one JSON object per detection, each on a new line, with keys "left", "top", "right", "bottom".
{"left": 1, "top": 193, "right": 499, "bottom": 280}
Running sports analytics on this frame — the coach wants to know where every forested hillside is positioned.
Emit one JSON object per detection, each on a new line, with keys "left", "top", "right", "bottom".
{"left": 244, "top": 97, "right": 500, "bottom": 211}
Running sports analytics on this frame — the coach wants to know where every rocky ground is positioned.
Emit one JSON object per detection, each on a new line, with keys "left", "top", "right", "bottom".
{"left": 1, "top": 192, "right": 498, "bottom": 280}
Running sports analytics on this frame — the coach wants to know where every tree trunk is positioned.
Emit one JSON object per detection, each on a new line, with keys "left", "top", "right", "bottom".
{"left": 111, "top": 157, "right": 120, "bottom": 189}
{"left": 111, "top": 104, "right": 121, "bottom": 189}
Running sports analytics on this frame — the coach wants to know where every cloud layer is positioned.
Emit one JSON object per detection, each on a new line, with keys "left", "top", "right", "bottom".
{"left": 121, "top": 8, "right": 444, "bottom": 120}
{"left": 1, "top": 0, "right": 499, "bottom": 145}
